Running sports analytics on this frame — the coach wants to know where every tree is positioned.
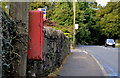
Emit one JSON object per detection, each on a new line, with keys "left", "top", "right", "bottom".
{"left": 29, "top": 2, "right": 120, "bottom": 45}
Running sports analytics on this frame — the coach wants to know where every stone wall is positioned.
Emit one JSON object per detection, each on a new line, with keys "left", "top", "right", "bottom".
{"left": 0, "top": 7, "right": 2, "bottom": 78}
{"left": 1, "top": 7, "right": 28, "bottom": 77}
{"left": 27, "top": 27, "right": 70, "bottom": 77}
{"left": 1, "top": 6, "right": 70, "bottom": 77}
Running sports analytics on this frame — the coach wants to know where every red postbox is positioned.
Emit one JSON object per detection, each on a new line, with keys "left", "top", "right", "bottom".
{"left": 27, "top": 11, "right": 44, "bottom": 60}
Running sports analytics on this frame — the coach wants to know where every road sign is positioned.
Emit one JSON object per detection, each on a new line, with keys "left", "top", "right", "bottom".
{"left": 75, "top": 24, "right": 78, "bottom": 29}
{"left": 37, "top": 8, "right": 46, "bottom": 19}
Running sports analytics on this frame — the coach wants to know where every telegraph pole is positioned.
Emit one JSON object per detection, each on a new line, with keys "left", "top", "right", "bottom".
{"left": 9, "top": 2, "right": 29, "bottom": 77}
{"left": 73, "top": 0, "right": 76, "bottom": 48}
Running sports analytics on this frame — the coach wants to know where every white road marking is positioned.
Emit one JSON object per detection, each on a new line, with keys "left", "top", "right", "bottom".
{"left": 71, "top": 49, "right": 88, "bottom": 55}
{"left": 90, "top": 53, "right": 108, "bottom": 76}
{"left": 83, "top": 51, "right": 88, "bottom": 54}
{"left": 101, "top": 46, "right": 117, "bottom": 51}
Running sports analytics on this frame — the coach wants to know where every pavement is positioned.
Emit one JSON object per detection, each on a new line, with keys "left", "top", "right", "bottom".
{"left": 59, "top": 48, "right": 106, "bottom": 76}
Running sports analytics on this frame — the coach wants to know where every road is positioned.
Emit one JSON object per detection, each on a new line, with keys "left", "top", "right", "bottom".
{"left": 76, "top": 45, "right": 119, "bottom": 77}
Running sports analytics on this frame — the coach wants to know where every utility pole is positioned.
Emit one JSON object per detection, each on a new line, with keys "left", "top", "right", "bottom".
{"left": 73, "top": 0, "right": 76, "bottom": 48}
{"left": 9, "top": 2, "right": 29, "bottom": 77}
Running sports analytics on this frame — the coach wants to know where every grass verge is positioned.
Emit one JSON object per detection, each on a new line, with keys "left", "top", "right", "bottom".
{"left": 116, "top": 45, "right": 120, "bottom": 47}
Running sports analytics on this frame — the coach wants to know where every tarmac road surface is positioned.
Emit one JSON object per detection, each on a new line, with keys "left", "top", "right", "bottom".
{"left": 76, "top": 45, "right": 119, "bottom": 77}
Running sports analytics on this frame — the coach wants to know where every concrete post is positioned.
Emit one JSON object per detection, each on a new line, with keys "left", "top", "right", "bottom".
{"left": 9, "top": 2, "right": 29, "bottom": 76}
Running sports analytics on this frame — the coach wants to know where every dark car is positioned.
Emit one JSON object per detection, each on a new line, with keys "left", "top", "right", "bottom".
{"left": 105, "top": 39, "right": 115, "bottom": 48}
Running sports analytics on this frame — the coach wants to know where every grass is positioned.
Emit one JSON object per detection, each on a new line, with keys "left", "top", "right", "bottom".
{"left": 116, "top": 45, "right": 120, "bottom": 47}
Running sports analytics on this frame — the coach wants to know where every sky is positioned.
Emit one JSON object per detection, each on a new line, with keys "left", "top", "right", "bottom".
{"left": 96, "top": 0, "right": 110, "bottom": 6}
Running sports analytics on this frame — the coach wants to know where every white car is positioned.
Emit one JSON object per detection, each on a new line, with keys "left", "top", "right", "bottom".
{"left": 105, "top": 39, "right": 115, "bottom": 48}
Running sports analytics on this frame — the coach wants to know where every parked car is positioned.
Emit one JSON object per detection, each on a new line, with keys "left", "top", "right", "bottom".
{"left": 105, "top": 39, "right": 115, "bottom": 48}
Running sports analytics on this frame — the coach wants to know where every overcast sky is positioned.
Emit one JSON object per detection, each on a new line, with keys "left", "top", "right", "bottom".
{"left": 96, "top": 0, "right": 110, "bottom": 6}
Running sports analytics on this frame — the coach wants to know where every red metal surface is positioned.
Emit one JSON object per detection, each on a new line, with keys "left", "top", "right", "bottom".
{"left": 27, "top": 11, "right": 44, "bottom": 60}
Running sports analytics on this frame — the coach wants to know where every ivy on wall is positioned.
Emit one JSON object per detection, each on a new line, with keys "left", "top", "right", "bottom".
{"left": 1, "top": 8, "right": 27, "bottom": 76}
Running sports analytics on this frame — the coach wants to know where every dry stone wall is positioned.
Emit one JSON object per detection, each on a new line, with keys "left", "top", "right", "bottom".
{"left": 1, "top": 8, "right": 28, "bottom": 77}
{"left": 1, "top": 8, "right": 70, "bottom": 77}
{"left": 0, "top": 8, "right": 2, "bottom": 78}
{"left": 27, "top": 27, "right": 70, "bottom": 77}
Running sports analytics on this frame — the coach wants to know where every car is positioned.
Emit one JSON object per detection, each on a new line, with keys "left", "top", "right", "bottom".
{"left": 105, "top": 39, "right": 115, "bottom": 48}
